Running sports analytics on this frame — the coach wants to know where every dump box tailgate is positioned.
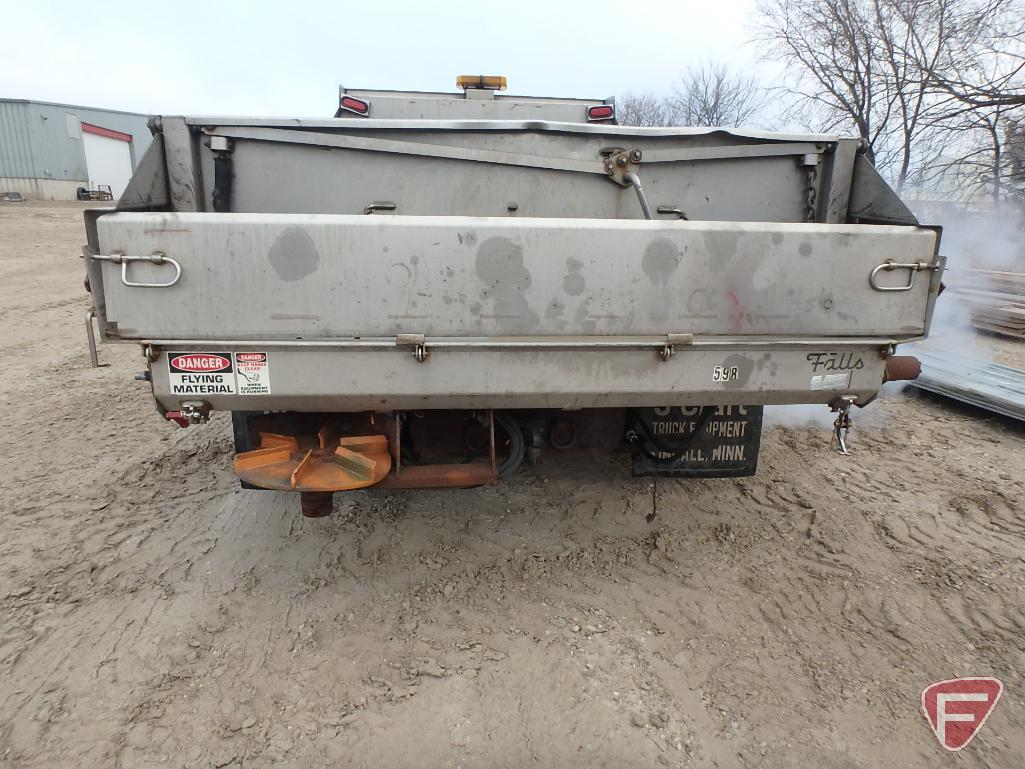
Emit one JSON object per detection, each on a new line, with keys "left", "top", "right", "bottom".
{"left": 95, "top": 213, "right": 938, "bottom": 339}
{"left": 90, "top": 212, "right": 941, "bottom": 411}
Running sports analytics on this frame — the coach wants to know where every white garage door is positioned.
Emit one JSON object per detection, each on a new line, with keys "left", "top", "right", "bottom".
{"left": 82, "top": 124, "right": 134, "bottom": 198}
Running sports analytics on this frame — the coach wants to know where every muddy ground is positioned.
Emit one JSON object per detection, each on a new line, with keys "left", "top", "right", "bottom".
{"left": 1, "top": 201, "right": 1024, "bottom": 768}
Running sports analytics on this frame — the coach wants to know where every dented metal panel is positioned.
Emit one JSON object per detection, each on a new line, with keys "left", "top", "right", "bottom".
{"left": 144, "top": 120, "right": 853, "bottom": 221}
{"left": 183, "top": 117, "right": 840, "bottom": 142}
{"left": 94, "top": 213, "right": 939, "bottom": 341}
{"left": 215, "top": 139, "right": 814, "bottom": 220}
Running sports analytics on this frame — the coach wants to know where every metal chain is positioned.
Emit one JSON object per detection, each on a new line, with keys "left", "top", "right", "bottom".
{"left": 805, "top": 165, "right": 818, "bottom": 223}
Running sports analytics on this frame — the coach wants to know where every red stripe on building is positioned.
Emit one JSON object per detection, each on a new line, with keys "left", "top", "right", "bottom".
{"left": 81, "top": 122, "right": 132, "bottom": 142}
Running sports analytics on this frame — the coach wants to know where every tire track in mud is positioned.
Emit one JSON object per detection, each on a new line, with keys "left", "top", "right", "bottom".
{"left": 0, "top": 396, "right": 237, "bottom": 735}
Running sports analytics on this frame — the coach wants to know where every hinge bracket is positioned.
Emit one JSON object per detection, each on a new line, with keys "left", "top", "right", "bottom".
{"left": 659, "top": 333, "right": 693, "bottom": 361}
{"left": 396, "top": 333, "right": 429, "bottom": 363}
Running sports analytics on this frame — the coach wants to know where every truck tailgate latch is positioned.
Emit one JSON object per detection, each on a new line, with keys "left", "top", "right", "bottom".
{"left": 869, "top": 260, "right": 940, "bottom": 292}
{"left": 90, "top": 251, "right": 182, "bottom": 288}
{"left": 396, "top": 333, "right": 429, "bottom": 363}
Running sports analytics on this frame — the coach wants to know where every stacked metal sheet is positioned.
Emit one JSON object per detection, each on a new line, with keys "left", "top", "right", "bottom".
{"left": 950, "top": 270, "right": 1025, "bottom": 338}
{"left": 910, "top": 348, "right": 1025, "bottom": 421}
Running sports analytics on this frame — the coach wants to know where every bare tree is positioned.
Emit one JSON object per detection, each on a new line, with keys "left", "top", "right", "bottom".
{"left": 924, "top": 7, "right": 1025, "bottom": 111}
{"left": 917, "top": 2, "right": 1025, "bottom": 201}
{"left": 671, "top": 61, "right": 766, "bottom": 127}
{"left": 754, "top": 0, "right": 1025, "bottom": 196}
{"left": 618, "top": 62, "right": 765, "bottom": 128}
{"left": 755, "top": 0, "right": 949, "bottom": 189}
{"left": 616, "top": 92, "right": 682, "bottom": 127}
{"left": 921, "top": 103, "right": 1010, "bottom": 201}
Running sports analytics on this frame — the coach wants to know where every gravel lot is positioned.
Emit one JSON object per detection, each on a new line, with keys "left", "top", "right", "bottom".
{"left": 2, "top": 201, "right": 1024, "bottom": 768}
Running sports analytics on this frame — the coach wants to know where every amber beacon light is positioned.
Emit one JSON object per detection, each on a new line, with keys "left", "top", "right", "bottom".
{"left": 456, "top": 75, "right": 508, "bottom": 90}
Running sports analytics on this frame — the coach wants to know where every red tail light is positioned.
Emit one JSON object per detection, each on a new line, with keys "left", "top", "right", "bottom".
{"left": 339, "top": 96, "right": 370, "bottom": 116}
{"left": 586, "top": 104, "right": 615, "bottom": 121}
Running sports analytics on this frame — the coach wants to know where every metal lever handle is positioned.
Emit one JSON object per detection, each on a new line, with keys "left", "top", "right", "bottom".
{"left": 869, "top": 260, "right": 935, "bottom": 292}
{"left": 92, "top": 252, "right": 182, "bottom": 288}
{"left": 622, "top": 172, "right": 653, "bottom": 220}
{"left": 656, "top": 205, "right": 689, "bottom": 220}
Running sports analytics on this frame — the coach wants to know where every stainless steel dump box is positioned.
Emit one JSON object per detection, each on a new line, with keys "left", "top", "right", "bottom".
{"left": 81, "top": 91, "right": 943, "bottom": 493}
{"left": 86, "top": 116, "right": 941, "bottom": 408}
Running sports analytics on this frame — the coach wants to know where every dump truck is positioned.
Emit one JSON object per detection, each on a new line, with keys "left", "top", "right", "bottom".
{"left": 82, "top": 77, "right": 943, "bottom": 516}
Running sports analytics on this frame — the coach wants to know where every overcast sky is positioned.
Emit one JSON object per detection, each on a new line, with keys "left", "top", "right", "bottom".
{"left": 3, "top": 0, "right": 764, "bottom": 118}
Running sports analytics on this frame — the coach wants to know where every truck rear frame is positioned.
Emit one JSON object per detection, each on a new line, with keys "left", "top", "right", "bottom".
{"left": 82, "top": 84, "right": 943, "bottom": 511}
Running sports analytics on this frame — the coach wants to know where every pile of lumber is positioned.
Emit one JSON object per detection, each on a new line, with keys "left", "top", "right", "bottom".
{"left": 951, "top": 270, "right": 1025, "bottom": 338}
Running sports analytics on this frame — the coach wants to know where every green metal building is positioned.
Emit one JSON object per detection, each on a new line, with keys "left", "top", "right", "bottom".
{"left": 0, "top": 98, "right": 152, "bottom": 200}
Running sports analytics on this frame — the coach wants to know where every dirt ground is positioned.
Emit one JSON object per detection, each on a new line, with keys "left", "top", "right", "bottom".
{"left": 2, "top": 201, "right": 1024, "bottom": 769}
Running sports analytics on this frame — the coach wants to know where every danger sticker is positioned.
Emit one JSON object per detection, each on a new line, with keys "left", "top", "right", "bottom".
{"left": 168, "top": 352, "right": 236, "bottom": 395}
{"left": 234, "top": 352, "right": 272, "bottom": 395}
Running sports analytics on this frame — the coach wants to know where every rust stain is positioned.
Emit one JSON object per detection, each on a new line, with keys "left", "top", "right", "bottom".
{"left": 727, "top": 291, "right": 745, "bottom": 332}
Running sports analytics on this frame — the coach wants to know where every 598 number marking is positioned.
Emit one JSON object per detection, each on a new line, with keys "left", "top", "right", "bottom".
{"left": 713, "top": 365, "right": 740, "bottom": 382}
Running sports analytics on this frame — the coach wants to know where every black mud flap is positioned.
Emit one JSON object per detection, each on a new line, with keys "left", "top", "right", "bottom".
{"left": 628, "top": 405, "right": 763, "bottom": 478}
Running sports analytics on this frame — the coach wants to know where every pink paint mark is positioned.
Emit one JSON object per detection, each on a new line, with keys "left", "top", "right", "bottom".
{"left": 727, "top": 291, "right": 744, "bottom": 332}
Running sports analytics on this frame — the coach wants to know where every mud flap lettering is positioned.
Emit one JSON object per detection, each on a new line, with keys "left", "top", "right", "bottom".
{"left": 629, "top": 405, "right": 763, "bottom": 478}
